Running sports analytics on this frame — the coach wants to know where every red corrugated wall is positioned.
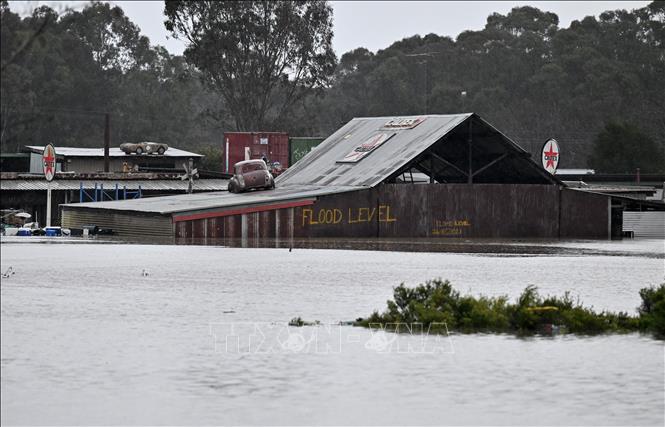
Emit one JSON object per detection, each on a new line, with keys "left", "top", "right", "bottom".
{"left": 222, "top": 132, "right": 289, "bottom": 173}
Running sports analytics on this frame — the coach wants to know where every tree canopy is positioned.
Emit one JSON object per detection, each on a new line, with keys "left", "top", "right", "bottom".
{"left": 0, "top": 1, "right": 221, "bottom": 155}
{"left": 588, "top": 122, "right": 665, "bottom": 173}
{"left": 1, "top": 1, "right": 663, "bottom": 171}
{"left": 164, "top": 0, "right": 336, "bottom": 131}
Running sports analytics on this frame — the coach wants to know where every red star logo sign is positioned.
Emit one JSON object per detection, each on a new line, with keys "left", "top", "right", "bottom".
{"left": 541, "top": 139, "right": 560, "bottom": 173}
{"left": 42, "top": 144, "right": 56, "bottom": 181}
{"left": 544, "top": 143, "right": 558, "bottom": 168}
{"left": 43, "top": 152, "right": 55, "bottom": 174}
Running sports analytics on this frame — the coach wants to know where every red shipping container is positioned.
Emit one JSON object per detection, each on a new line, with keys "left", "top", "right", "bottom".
{"left": 222, "top": 132, "right": 289, "bottom": 173}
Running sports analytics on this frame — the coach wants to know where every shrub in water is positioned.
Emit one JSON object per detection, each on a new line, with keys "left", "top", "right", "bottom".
{"left": 356, "top": 280, "right": 664, "bottom": 338}
{"left": 638, "top": 284, "right": 665, "bottom": 336}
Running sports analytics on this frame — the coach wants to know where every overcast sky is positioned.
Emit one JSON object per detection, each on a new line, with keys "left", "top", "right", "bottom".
{"left": 9, "top": 1, "right": 650, "bottom": 56}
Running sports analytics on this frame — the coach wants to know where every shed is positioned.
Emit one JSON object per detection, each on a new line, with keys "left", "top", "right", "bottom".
{"left": 61, "top": 113, "right": 619, "bottom": 242}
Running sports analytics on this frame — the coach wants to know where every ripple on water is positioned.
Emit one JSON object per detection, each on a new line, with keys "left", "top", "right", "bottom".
{"left": 1, "top": 242, "right": 663, "bottom": 425}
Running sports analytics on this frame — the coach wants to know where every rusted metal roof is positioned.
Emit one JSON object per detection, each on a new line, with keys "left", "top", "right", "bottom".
{"left": 1, "top": 179, "right": 228, "bottom": 192}
{"left": 277, "top": 113, "right": 558, "bottom": 187}
{"left": 61, "top": 185, "right": 359, "bottom": 215}
{"left": 277, "top": 114, "right": 470, "bottom": 187}
{"left": 25, "top": 146, "right": 203, "bottom": 158}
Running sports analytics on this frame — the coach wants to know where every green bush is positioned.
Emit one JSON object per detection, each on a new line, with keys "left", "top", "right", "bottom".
{"left": 638, "top": 284, "right": 665, "bottom": 336}
{"left": 356, "top": 280, "right": 665, "bottom": 338}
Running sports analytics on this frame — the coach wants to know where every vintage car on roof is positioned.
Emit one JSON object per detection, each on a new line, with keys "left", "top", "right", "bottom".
{"left": 120, "top": 141, "right": 169, "bottom": 155}
{"left": 228, "top": 159, "right": 275, "bottom": 193}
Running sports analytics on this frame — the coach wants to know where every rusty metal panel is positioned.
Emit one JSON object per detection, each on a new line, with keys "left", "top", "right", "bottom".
{"left": 224, "top": 215, "right": 240, "bottom": 239}
{"left": 294, "top": 189, "right": 379, "bottom": 238}
{"left": 277, "top": 207, "right": 290, "bottom": 239}
{"left": 207, "top": 217, "right": 222, "bottom": 238}
{"left": 175, "top": 219, "right": 193, "bottom": 239}
{"left": 191, "top": 219, "right": 206, "bottom": 239}
{"left": 288, "top": 184, "right": 565, "bottom": 238}
{"left": 67, "top": 183, "right": 612, "bottom": 241}
{"left": 62, "top": 206, "right": 172, "bottom": 238}
{"left": 560, "top": 188, "right": 609, "bottom": 238}
{"left": 246, "top": 212, "right": 259, "bottom": 239}
{"left": 378, "top": 185, "right": 427, "bottom": 237}
{"left": 376, "top": 184, "right": 560, "bottom": 238}
{"left": 259, "top": 210, "right": 275, "bottom": 238}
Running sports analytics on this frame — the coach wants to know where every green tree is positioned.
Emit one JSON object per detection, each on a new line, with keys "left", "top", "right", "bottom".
{"left": 588, "top": 122, "right": 665, "bottom": 173}
{"left": 164, "top": 0, "right": 336, "bottom": 131}
{"left": 60, "top": 2, "right": 150, "bottom": 72}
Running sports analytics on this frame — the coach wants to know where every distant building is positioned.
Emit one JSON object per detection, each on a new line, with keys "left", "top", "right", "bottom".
{"left": 222, "top": 132, "right": 289, "bottom": 173}
{"left": 289, "top": 137, "right": 325, "bottom": 165}
{"left": 0, "top": 145, "right": 228, "bottom": 227}
{"left": 24, "top": 145, "right": 202, "bottom": 174}
{"left": 555, "top": 168, "right": 595, "bottom": 175}
{"left": 0, "top": 152, "right": 31, "bottom": 173}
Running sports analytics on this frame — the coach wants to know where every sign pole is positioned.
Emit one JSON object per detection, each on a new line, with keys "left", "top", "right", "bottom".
{"left": 46, "top": 182, "right": 52, "bottom": 227}
{"left": 42, "top": 144, "right": 56, "bottom": 228}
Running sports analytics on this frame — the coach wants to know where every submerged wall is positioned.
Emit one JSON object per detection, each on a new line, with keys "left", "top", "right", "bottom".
{"left": 62, "top": 207, "right": 173, "bottom": 239}
{"left": 173, "top": 184, "right": 611, "bottom": 242}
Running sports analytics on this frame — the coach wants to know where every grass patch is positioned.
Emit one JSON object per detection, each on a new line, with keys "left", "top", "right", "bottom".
{"left": 356, "top": 279, "right": 664, "bottom": 337}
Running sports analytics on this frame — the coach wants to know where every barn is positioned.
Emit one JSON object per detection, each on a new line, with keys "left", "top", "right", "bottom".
{"left": 60, "top": 113, "right": 618, "bottom": 242}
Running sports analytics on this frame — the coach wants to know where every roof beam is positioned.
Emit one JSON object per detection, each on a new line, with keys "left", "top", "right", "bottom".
{"left": 472, "top": 153, "right": 509, "bottom": 178}
{"left": 428, "top": 150, "right": 468, "bottom": 177}
{"left": 467, "top": 119, "right": 473, "bottom": 184}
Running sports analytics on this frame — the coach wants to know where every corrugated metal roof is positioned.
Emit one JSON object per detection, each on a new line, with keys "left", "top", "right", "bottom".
{"left": 277, "top": 113, "right": 559, "bottom": 187}
{"left": 61, "top": 184, "right": 359, "bottom": 215}
{"left": 563, "top": 183, "right": 656, "bottom": 194}
{"left": 25, "top": 146, "right": 203, "bottom": 158}
{"left": 571, "top": 188, "right": 665, "bottom": 208}
{"left": 1, "top": 179, "right": 228, "bottom": 192}
{"left": 277, "top": 114, "right": 472, "bottom": 187}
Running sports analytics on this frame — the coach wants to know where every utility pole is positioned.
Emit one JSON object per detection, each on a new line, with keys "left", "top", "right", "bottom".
{"left": 425, "top": 59, "right": 430, "bottom": 114}
{"left": 404, "top": 52, "right": 440, "bottom": 114}
{"left": 104, "top": 113, "right": 110, "bottom": 172}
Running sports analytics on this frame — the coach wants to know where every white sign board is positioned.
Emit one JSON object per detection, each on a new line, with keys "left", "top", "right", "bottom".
{"left": 338, "top": 133, "right": 395, "bottom": 163}
{"left": 541, "top": 138, "right": 560, "bottom": 174}
{"left": 381, "top": 117, "right": 426, "bottom": 130}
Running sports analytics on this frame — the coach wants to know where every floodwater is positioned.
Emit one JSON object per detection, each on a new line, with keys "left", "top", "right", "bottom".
{"left": 1, "top": 239, "right": 664, "bottom": 425}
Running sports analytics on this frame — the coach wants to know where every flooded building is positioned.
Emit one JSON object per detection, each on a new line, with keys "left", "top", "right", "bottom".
{"left": 1, "top": 145, "right": 226, "bottom": 226}
{"left": 60, "top": 113, "right": 664, "bottom": 241}
{"left": 23, "top": 145, "right": 202, "bottom": 174}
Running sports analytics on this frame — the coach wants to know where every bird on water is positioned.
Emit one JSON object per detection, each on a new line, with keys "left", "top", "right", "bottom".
{"left": 2, "top": 266, "right": 15, "bottom": 278}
